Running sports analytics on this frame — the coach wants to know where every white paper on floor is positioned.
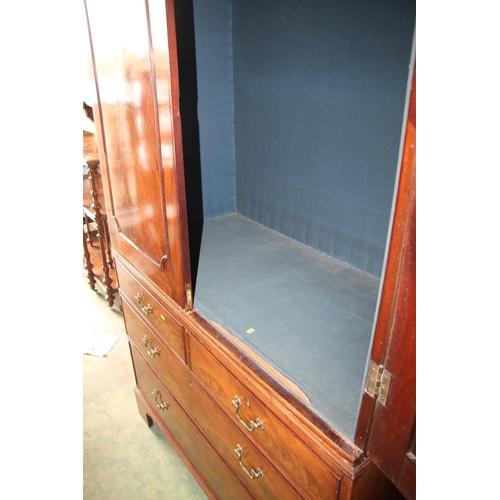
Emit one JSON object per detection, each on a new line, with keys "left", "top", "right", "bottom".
{"left": 83, "top": 331, "right": 120, "bottom": 357}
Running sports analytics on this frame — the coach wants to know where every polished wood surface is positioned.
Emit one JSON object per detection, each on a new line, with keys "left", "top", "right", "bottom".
{"left": 122, "top": 299, "right": 192, "bottom": 406}
{"left": 131, "top": 347, "right": 255, "bottom": 500}
{"left": 117, "top": 258, "right": 186, "bottom": 362}
{"left": 126, "top": 294, "right": 301, "bottom": 500}
{"left": 186, "top": 372, "right": 303, "bottom": 500}
{"left": 189, "top": 332, "right": 342, "bottom": 500}
{"left": 119, "top": 261, "right": 347, "bottom": 498}
{"left": 85, "top": 0, "right": 192, "bottom": 309}
{"left": 85, "top": 1, "right": 415, "bottom": 497}
{"left": 356, "top": 68, "right": 416, "bottom": 500}
{"left": 188, "top": 302, "right": 366, "bottom": 468}
{"left": 123, "top": 259, "right": 403, "bottom": 499}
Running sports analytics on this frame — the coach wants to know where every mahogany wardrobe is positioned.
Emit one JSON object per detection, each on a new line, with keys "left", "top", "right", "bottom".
{"left": 84, "top": 0, "right": 416, "bottom": 498}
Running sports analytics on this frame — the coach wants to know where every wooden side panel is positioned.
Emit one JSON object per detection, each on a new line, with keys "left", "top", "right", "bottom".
{"left": 356, "top": 68, "right": 416, "bottom": 499}
{"left": 84, "top": 0, "right": 191, "bottom": 308}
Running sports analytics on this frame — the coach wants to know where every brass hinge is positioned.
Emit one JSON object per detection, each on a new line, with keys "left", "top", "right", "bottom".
{"left": 365, "top": 360, "right": 392, "bottom": 406}
{"left": 185, "top": 284, "right": 193, "bottom": 309}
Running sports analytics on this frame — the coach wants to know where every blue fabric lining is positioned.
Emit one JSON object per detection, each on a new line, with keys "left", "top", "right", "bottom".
{"left": 192, "top": 0, "right": 236, "bottom": 219}
{"left": 190, "top": 0, "right": 415, "bottom": 437}
{"left": 192, "top": 0, "right": 415, "bottom": 276}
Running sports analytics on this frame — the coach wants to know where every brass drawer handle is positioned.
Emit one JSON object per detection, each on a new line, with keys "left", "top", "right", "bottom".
{"left": 141, "top": 304, "right": 153, "bottom": 315}
{"left": 135, "top": 292, "right": 152, "bottom": 315}
{"left": 234, "top": 444, "right": 264, "bottom": 480}
{"left": 152, "top": 389, "right": 169, "bottom": 411}
{"left": 142, "top": 335, "right": 159, "bottom": 358}
{"left": 232, "top": 395, "right": 264, "bottom": 432}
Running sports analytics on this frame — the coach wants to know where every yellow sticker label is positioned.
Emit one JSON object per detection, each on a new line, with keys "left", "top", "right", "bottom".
{"left": 160, "top": 314, "right": 165, "bottom": 321}
{"left": 246, "top": 328, "right": 255, "bottom": 334}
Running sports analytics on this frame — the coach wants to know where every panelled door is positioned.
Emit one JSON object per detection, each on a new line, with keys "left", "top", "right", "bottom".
{"left": 84, "top": 0, "right": 191, "bottom": 308}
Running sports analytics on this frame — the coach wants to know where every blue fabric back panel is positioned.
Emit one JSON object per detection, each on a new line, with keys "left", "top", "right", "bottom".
{"left": 190, "top": 0, "right": 416, "bottom": 438}
{"left": 193, "top": 214, "right": 380, "bottom": 438}
{"left": 192, "top": 0, "right": 236, "bottom": 219}
{"left": 231, "top": 0, "right": 415, "bottom": 277}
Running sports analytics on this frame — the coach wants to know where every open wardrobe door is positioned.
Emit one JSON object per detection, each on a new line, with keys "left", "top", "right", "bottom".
{"left": 357, "top": 68, "right": 416, "bottom": 500}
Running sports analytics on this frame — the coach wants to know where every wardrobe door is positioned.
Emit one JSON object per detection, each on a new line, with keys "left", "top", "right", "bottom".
{"left": 357, "top": 70, "right": 416, "bottom": 500}
{"left": 84, "top": 0, "right": 191, "bottom": 308}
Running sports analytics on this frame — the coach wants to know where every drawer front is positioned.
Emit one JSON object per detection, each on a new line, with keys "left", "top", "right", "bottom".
{"left": 122, "top": 299, "right": 193, "bottom": 410}
{"left": 189, "top": 334, "right": 341, "bottom": 500}
{"left": 116, "top": 258, "right": 186, "bottom": 362}
{"left": 131, "top": 345, "right": 254, "bottom": 500}
{"left": 187, "top": 376, "right": 303, "bottom": 500}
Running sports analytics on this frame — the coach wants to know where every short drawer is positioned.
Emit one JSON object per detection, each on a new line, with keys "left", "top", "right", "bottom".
{"left": 122, "top": 299, "right": 193, "bottom": 410}
{"left": 189, "top": 334, "right": 341, "bottom": 500}
{"left": 116, "top": 258, "right": 186, "bottom": 362}
{"left": 131, "top": 345, "right": 254, "bottom": 500}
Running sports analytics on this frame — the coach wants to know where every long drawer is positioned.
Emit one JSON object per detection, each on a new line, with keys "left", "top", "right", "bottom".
{"left": 116, "top": 258, "right": 186, "bottom": 362}
{"left": 131, "top": 336, "right": 301, "bottom": 499}
{"left": 131, "top": 344, "right": 254, "bottom": 500}
{"left": 188, "top": 333, "right": 342, "bottom": 500}
{"left": 186, "top": 369, "right": 303, "bottom": 499}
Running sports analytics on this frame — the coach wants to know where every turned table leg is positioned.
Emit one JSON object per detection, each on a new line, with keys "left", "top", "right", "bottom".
{"left": 83, "top": 229, "right": 97, "bottom": 292}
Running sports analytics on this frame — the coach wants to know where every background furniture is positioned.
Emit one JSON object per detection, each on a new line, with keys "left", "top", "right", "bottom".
{"left": 83, "top": 130, "right": 117, "bottom": 307}
{"left": 84, "top": 0, "right": 415, "bottom": 498}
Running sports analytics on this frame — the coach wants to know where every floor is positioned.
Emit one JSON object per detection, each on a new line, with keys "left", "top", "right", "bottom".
{"left": 83, "top": 277, "right": 208, "bottom": 500}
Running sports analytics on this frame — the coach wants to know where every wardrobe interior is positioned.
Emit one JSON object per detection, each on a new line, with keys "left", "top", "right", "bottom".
{"left": 175, "top": 0, "right": 415, "bottom": 439}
